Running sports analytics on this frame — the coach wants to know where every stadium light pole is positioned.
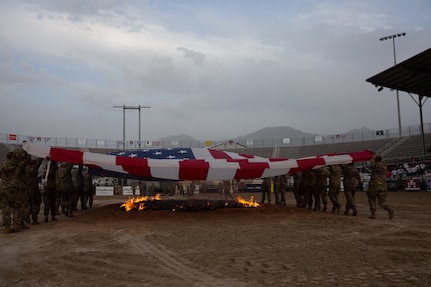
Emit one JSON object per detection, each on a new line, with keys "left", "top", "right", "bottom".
{"left": 113, "top": 105, "right": 151, "bottom": 149}
{"left": 379, "top": 32, "right": 406, "bottom": 137}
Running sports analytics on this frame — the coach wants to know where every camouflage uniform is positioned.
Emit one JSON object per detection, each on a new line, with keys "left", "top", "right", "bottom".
{"left": 260, "top": 177, "right": 272, "bottom": 204}
{"left": 0, "top": 170, "right": 14, "bottom": 233}
{"left": 55, "top": 166, "right": 62, "bottom": 215}
{"left": 83, "top": 167, "right": 94, "bottom": 208}
{"left": 43, "top": 160, "right": 58, "bottom": 222}
{"left": 1, "top": 148, "right": 30, "bottom": 232}
{"left": 292, "top": 172, "right": 302, "bottom": 208}
{"left": 16, "top": 148, "right": 32, "bottom": 228}
{"left": 279, "top": 174, "right": 288, "bottom": 206}
{"left": 72, "top": 165, "right": 85, "bottom": 210}
{"left": 328, "top": 165, "right": 342, "bottom": 213}
{"left": 25, "top": 157, "right": 43, "bottom": 224}
{"left": 223, "top": 180, "right": 233, "bottom": 200}
{"left": 341, "top": 163, "right": 362, "bottom": 216}
{"left": 368, "top": 154, "right": 394, "bottom": 219}
{"left": 273, "top": 176, "right": 281, "bottom": 205}
{"left": 300, "top": 170, "right": 316, "bottom": 209}
{"left": 58, "top": 162, "right": 75, "bottom": 217}
{"left": 315, "top": 167, "right": 330, "bottom": 211}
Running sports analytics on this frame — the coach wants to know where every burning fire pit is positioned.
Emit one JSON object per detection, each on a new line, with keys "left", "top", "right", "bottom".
{"left": 121, "top": 195, "right": 261, "bottom": 212}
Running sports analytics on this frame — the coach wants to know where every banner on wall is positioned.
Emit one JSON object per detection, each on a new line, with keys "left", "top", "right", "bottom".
{"left": 404, "top": 178, "right": 421, "bottom": 191}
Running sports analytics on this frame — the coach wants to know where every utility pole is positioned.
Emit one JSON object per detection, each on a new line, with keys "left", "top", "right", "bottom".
{"left": 113, "top": 105, "right": 151, "bottom": 149}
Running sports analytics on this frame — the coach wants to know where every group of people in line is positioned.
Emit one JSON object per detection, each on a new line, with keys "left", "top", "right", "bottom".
{"left": 260, "top": 152, "right": 394, "bottom": 220}
{"left": 1, "top": 145, "right": 394, "bottom": 234}
{"left": 0, "top": 145, "right": 95, "bottom": 234}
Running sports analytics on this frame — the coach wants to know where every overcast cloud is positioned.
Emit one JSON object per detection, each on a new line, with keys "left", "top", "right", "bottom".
{"left": 0, "top": 0, "right": 430, "bottom": 142}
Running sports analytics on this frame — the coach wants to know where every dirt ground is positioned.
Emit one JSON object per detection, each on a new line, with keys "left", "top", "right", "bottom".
{"left": 1, "top": 190, "right": 431, "bottom": 287}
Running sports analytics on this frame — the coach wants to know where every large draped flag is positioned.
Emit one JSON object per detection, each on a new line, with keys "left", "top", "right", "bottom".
{"left": 22, "top": 142, "right": 373, "bottom": 181}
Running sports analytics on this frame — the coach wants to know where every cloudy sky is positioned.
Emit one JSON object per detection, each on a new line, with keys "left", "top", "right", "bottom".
{"left": 0, "top": 0, "right": 430, "bottom": 142}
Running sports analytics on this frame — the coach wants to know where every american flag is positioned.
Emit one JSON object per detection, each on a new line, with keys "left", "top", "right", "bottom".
{"left": 110, "top": 148, "right": 197, "bottom": 160}
{"left": 22, "top": 142, "right": 373, "bottom": 181}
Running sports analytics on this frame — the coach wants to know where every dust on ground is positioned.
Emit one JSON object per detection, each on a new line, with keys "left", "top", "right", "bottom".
{"left": 1, "top": 191, "right": 431, "bottom": 287}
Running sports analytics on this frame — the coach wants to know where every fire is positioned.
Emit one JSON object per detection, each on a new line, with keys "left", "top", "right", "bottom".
{"left": 120, "top": 194, "right": 260, "bottom": 212}
{"left": 121, "top": 194, "right": 161, "bottom": 211}
{"left": 236, "top": 195, "right": 260, "bottom": 208}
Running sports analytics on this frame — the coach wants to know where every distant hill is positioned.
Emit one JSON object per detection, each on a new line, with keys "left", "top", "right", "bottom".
{"left": 235, "top": 126, "right": 317, "bottom": 141}
{"left": 158, "top": 126, "right": 374, "bottom": 143}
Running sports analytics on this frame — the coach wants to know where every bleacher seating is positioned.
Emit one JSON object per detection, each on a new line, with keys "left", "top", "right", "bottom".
{"left": 381, "top": 134, "right": 431, "bottom": 163}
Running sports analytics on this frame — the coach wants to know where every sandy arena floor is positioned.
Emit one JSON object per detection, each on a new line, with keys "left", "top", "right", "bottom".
{"left": 1, "top": 191, "right": 431, "bottom": 287}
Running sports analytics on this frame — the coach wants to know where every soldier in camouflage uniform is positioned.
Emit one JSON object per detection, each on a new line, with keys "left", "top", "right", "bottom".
{"left": 300, "top": 170, "right": 315, "bottom": 209}
{"left": 72, "top": 165, "right": 85, "bottom": 210}
{"left": 260, "top": 177, "right": 272, "bottom": 204}
{"left": 279, "top": 174, "right": 288, "bottom": 206}
{"left": 1, "top": 147, "right": 30, "bottom": 232}
{"left": 25, "top": 157, "right": 43, "bottom": 224}
{"left": 15, "top": 146, "right": 32, "bottom": 229}
{"left": 292, "top": 172, "right": 302, "bottom": 208}
{"left": 58, "top": 162, "right": 75, "bottom": 217}
{"left": 223, "top": 180, "right": 233, "bottom": 200}
{"left": 367, "top": 154, "right": 394, "bottom": 219}
{"left": 1, "top": 152, "right": 17, "bottom": 233}
{"left": 273, "top": 176, "right": 281, "bottom": 205}
{"left": 328, "top": 165, "right": 342, "bottom": 213}
{"left": 83, "top": 167, "right": 94, "bottom": 208}
{"left": 43, "top": 160, "right": 58, "bottom": 222}
{"left": 315, "top": 167, "right": 330, "bottom": 211}
{"left": 341, "top": 163, "right": 362, "bottom": 216}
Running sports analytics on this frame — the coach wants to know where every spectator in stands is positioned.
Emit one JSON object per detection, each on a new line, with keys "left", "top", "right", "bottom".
{"left": 367, "top": 153, "right": 394, "bottom": 219}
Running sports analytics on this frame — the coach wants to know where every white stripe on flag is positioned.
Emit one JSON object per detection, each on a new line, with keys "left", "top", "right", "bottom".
{"left": 206, "top": 161, "right": 239, "bottom": 180}
{"left": 149, "top": 159, "right": 181, "bottom": 180}
{"left": 190, "top": 148, "right": 213, "bottom": 159}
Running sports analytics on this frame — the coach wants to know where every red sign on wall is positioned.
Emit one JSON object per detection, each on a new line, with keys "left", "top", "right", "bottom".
{"left": 404, "top": 179, "right": 421, "bottom": 191}
{"left": 8, "top": 134, "right": 17, "bottom": 141}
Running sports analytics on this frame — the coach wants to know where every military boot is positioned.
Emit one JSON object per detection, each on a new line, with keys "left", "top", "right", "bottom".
{"left": 352, "top": 208, "right": 358, "bottom": 216}
{"left": 13, "top": 222, "right": 21, "bottom": 232}
{"left": 44, "top": 216, "right": 49, "bottom": 223}
{"left": 369, "top": 210, "right": 376, "bottom": 219}
{"left": 388, "top": 209, "right": 394, "bottom": 219}
{"left": 20, "top": 221, "right": 30, "bottom": 230}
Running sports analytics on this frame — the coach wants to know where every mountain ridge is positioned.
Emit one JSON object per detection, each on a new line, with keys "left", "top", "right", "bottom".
{"left": 158, "top": 126, "right": 373, "bottom": 142}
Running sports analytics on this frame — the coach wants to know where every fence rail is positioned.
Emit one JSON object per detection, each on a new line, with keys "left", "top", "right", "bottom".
{"left": 1, "top": 124, "right": 429, "bottom": 150}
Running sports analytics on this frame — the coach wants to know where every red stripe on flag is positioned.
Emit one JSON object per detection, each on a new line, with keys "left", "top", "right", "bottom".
{"left": 179, "top": 160, "right": 209, "bottom": 180}
{"left": 50, "top": 148, "right": 84, "bottom": 164}
{"left": 116, "top": 157, "right": 152, "bottom": 177}
{"left": 348, "top": 150, "right": 374, "bottom": 162}
{"left": 295, "top": 157, "right": 326, "bottom": 173}
{"left": 237, "top": 153, "right": 255, "bottom": 159}
{"left": 234, "top": 161, "right": 269, "bottom": 179}
{"left": 208, "top": 149, "right": 232, "bottom": 159}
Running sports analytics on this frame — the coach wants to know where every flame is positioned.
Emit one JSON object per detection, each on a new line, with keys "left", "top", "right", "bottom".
{"left": 121, "top": 194, "right": 161, "bottom": 212}
{"left": 236, "top": 195, "right": 260, "bottom": 208}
